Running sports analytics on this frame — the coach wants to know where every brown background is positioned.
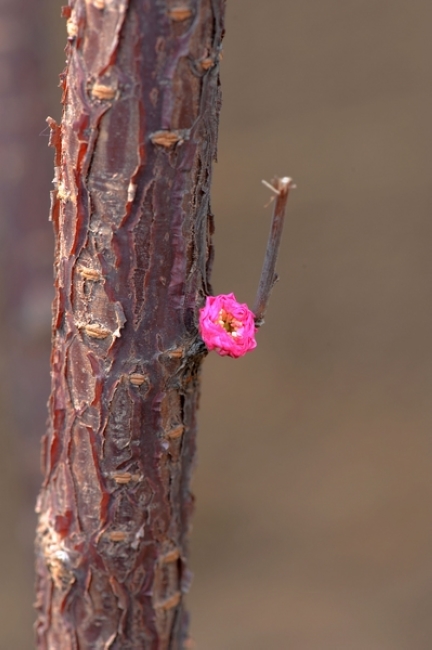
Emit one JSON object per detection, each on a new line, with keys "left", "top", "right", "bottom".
{"left": 1, "top": 1, "right": 431, "bottom": 648}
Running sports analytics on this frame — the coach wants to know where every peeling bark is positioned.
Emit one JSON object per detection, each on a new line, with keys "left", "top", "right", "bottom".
{"left": 35, "top": 1, "right": 225, "bottom": 648}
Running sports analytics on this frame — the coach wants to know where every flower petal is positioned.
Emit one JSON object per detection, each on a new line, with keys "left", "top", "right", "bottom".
{"left": 199, "top": 293, "right": 257, "bottom": 358}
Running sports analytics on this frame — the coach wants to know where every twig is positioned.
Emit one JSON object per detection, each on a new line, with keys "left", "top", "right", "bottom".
{"left": 253, "top": 176, "right": 295, "bottom": 326}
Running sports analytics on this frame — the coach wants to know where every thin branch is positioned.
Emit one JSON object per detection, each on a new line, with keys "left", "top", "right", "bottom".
{"left": 253, "top": 176, "right": 295, "bottom": 326}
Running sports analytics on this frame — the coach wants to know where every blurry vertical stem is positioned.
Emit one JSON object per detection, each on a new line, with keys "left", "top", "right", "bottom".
{"left": 254, "top": 177, "right": 294, "bottom": 325}
{"left": 35, "top": 1, "right": 225, "bottom": 648}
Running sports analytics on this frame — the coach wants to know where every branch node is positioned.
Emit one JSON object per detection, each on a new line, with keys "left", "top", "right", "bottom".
{"left": 66, "top": 19, "right": 78, "bottom": 39}
{"left": 91, "top": 83, "right": 117, "bottom": 101}
{"left": 81, "top": 322, "right": 112, "bottom": 339}
{"left": 129, "top": 373, "right": 148, "bottom": 386}
{"left": 112, "top": 472, "right": 141, "bottom": 484}
{"left": 200, "top": 57, "right": 215, "bottom": 71}
{"left": 166, "top": 347, "right": 184, "bottom": 359}
{"left": 78, "top": 266, "right": 102, "bottom": 281}
{"left": 150, "top": 130, "right": 184, "bottom": 148}
{"left": 107, "top": 531, "right": 128, "bottom": 542}
{"left": 167, "top": 7, "right": 193, "bottom": 22}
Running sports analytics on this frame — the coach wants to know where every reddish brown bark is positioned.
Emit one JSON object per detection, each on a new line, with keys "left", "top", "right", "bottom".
{"left": 35, "top": 1, "right": 225, "bottom": 648}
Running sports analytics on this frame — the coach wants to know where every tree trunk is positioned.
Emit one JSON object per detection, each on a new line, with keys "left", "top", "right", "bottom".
{"left": 35, "top": 1, "right": 225, "bottom": 648}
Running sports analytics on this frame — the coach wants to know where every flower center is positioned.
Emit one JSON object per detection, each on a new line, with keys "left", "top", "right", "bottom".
{"left": 217, "top": 309, "right": 241, "bottom": 337}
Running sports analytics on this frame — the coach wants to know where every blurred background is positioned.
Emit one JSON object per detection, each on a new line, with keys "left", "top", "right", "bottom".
{"left": 1, "top": 1, "right": 431, "bottom": 648}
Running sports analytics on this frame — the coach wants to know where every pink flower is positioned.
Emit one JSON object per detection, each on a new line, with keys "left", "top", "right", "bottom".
{"left": 199, "top": 293, "right": 257, "bottom": 358}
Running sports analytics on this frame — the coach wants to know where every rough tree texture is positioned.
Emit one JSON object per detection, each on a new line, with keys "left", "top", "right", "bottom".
{"left": 35, "top": 1, "right": 225, "bottom": 648}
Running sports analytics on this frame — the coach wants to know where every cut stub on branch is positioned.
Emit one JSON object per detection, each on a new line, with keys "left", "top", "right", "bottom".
{"left": 35, "top": 1, "right": 226, "bottom": 648}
